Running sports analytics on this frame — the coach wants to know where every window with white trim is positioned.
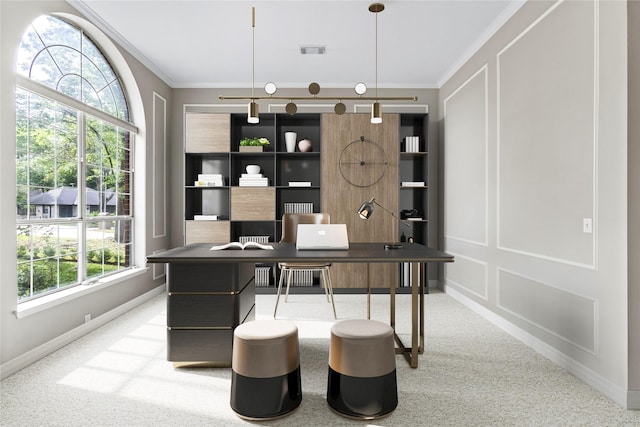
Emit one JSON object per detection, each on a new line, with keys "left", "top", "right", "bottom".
{"left": 16, "top": 15, "right": 135, "bottom": 301}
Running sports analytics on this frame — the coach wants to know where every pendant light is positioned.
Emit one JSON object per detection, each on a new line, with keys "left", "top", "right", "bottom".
{"left": 247, "top": 7, "right": 259, "bottom": 124}
{"left": 222, "top": 3, "right": 417, "bottom": 118}
{"left": 370, "top": 3, "right": 383, "bottom": 124}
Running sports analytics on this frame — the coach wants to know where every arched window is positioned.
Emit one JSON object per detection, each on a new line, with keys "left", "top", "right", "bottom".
{"left": 15, "top": 15, "right": 135, "bottom": 301}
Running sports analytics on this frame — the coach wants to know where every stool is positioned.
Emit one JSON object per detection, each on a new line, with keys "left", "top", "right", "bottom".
{"left": 230, "top": 320, "right": 302, "bottom": 420}
{"left": 327, "top": 319, "right": 397, "bottom": 420}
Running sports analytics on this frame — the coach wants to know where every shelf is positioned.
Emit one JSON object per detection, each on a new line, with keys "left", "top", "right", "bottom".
{"left": 184, "top": 112, "right": 429, "bottom": 251}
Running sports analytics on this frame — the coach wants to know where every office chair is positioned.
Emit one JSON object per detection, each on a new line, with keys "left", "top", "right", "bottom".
{"left": 274, "top": 213, "right": 337, "bottom": 319}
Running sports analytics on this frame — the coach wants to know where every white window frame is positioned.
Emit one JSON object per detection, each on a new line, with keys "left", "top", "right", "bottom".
{"left": 14, "top": 15, "right": 142, "bottom": 312}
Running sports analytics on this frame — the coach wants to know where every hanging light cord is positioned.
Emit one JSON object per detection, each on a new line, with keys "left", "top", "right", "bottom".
{"left": 251, "top": 7, "right": 255, "bottom": 99}
{"left": 375, "top": 7, "right": 378, "bottom": 100}
{"left": 221, "top": 3, "right": 418, "bottom": 106}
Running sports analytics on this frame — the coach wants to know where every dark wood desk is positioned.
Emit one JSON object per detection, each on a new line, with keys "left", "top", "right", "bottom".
{"left": 147, "top": 242, "right": 453, "bottom": 368}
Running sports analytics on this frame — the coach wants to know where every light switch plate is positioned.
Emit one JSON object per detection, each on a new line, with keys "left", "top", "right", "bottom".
{"left": 583, "top": 218, "right": 593, "bottom": 234}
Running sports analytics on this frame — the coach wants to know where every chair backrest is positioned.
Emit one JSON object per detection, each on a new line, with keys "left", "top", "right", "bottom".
{"left": 280, "top": 213, "right": 330, "bottom": 243}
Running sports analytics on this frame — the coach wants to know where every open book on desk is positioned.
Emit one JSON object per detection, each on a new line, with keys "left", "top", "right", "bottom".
{"left": 209, "top": 241, "right": 274, "bottom": 251}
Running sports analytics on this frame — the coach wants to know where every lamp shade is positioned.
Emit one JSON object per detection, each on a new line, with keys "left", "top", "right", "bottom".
{"left": 357, "top": 200, "right": 375, "bottom": 220}
{"left": 248, "top": 101, "right": 259, "bottom": 124}
{"left": 371, "top": 102, "right": 382, "bottom": 124}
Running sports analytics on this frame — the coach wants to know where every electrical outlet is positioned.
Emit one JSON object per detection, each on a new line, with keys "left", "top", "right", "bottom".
{"left": 84, "top": 314, "right": 91, "bottom": 323}
{"left": 583, "top": 218, "right": 593, "bottom": 234}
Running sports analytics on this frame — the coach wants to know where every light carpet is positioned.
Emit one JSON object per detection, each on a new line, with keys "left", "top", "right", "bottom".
{"left": 1, "top": 291, "right": 639, "bottom": 426}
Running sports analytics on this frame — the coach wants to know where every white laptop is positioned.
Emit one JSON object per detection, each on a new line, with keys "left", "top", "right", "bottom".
{"left": 296, "top": 224, "right": 349, "bottom": 250}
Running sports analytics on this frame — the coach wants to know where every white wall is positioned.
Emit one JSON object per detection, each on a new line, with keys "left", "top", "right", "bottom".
{"left": 440, "top": 0, "right": 637, "bottom": 408}
{"left": 0, "top": 1, "right": 171, "bottom": 376}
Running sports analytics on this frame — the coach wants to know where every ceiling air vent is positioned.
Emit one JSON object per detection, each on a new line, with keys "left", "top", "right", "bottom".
{"left": 300, "top": 46, "right": 326, "bottom": 55}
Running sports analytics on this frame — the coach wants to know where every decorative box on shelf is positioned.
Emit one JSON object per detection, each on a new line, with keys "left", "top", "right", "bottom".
{"left": 239, "top": 146, "right": 263, "bottom": 152}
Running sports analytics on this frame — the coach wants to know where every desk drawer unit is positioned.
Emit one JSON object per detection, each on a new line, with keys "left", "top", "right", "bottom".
{"left": 166, "top": 262, "right": 256, "bottom": 365}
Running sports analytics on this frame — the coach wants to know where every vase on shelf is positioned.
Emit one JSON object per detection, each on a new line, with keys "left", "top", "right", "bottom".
{"left": 298, "top": 138, "right": 312, "bottom": 152}
{"left": 285, "top": 132, "right": 297, "bottom": 152}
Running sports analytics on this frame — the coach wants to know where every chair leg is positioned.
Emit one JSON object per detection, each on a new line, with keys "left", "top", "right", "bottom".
{"left": 274, "top": 269, "right": 286, "bottom": 318}
{"left": 285, "top": 269, "right": 293, "bottom": 302}
{"left": 322, "top": 268, "right": 337, "bottom": 319}
{"left": 322, "top": 273, "right": 330, "bottom": 303}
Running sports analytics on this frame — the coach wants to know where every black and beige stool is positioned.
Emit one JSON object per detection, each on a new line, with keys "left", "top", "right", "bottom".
{"left": 230, "top": 320, "right": 302, "bottom": 420}
{"left": 327, "top": 319, "right": 398, "bottom": 420}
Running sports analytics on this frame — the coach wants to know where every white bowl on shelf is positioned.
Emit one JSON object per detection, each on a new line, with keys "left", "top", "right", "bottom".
{"left": 246, "top": 164, "right": 261, "bottom": 174}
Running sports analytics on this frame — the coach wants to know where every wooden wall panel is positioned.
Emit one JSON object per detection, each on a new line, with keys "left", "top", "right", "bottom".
{"left": 321, "top": 113, "right": 399, "bottom": 288}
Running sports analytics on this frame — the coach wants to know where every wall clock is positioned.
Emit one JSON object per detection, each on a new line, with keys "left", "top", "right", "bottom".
{"left": 338, "top": 136, "right": 387, "bottom": 187}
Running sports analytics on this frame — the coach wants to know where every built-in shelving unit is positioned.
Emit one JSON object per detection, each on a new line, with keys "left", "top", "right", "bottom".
{"left": 184, "top": 111, "right": 429, "bottom": 292}
{"left": 398, "top": 113, "right": 428, "bottom": 246}
{"left": 184, "top": 113, "right": 322, "bottom": 245}
{"left": 398, "top": 113, "right": 429, "bottom": 290}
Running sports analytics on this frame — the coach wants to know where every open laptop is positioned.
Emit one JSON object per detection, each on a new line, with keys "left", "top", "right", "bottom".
{"left": 296, "top": 224, "right": 349, "bottom": 250}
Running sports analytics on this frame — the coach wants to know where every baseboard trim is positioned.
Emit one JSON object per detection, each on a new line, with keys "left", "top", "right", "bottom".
{"left": 628, "top": 391, "right": 640, "bottom": 410}
{"left": 0, "top": 284, "right": 166, "bottom": 380}
{"left": 444, "top": 284, "right": 631, "bottom": 410}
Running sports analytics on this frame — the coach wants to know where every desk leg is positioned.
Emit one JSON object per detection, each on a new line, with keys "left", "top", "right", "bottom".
{"left": 367, "top": 263, "right": 371, "bottom": 320}
{"left": 419, "top": 262, "right": 425, "bottom": 353}
{"left": 392, "top": 261, "right": 423, "bottom": 368}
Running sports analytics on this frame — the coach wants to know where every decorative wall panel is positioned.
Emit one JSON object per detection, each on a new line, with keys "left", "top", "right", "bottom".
{"left": 498, "top": 269, "right": 596, "bottom": 353}
{"left": 444, "top": 66, "right": 488, "bottom": 246}
{"left": 321, "top": 113, "right": 399, "bottom": 288}
{"left": 153, "top": 92, "right": 167, "bottom": 238}
{"left": 444, "top": 253, "right": 488, "bottom": 299}
{"left": 497, "top": 1, "right": 596, "bottom": 266}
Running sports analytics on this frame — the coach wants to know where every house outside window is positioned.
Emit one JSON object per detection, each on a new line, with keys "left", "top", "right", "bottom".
{"left": 15, "top": 15, "right": 135, "bottom": 301}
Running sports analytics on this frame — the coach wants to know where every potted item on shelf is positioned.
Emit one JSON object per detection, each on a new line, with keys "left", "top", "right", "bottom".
{"left": 239, "top": 137, "right": 270, "bottom": 152}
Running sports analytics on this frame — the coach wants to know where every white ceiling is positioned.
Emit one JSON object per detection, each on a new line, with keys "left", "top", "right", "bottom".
{"left": 69, "top": 0, "right": 524, "bottom": 89}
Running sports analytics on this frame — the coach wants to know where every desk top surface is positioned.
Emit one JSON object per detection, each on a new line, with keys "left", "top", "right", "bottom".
{"left": 146, "top": 242, "right": 454, "bottom": 264}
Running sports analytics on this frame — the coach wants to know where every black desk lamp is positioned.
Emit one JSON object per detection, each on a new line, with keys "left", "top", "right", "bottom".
{"left": 357, "top": 197, "right": 410, "bottom": 249}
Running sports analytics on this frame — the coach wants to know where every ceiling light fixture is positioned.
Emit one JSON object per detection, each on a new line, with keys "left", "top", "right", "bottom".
{"left": 220, "top": 4, "right": 417, "bottom": 124}
{"left": 370, "top": 2, "right": 383, "bottom": 124}
{"left": 247, "top": 7, "right": 259, "bottom": 124}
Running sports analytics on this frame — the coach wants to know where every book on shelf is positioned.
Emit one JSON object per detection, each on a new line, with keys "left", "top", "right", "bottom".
{"left": 283, "top": 202, "right": 313, "bottom": 214}
{"left": 403, "top": 136, "right": 420, "bottom": 153}
{"left": 239, "top": 177, "right": 269, "bottom": 186}
{"left": 255, "top": 266, "right": 272, "bottom": 287}
{"left": 407, "top": 217, "right": 423, "bottom": 221}
{"left": 401, "top": 181, "right": 426, "bottom": 187}
{"left": 239, "top": 235, "right": 270, "bottom": 244}
{"left": 194, "top": 181, "right": 224, "bottom": 187}
{"left": 195, "top": 174, "right": 224, "bottom": 187}
{"left": 288, "top": 181, "right": 312, "bottom": 187}
{"left": 193, "top": 215, "right": 219, "bottom": 221}
{"left": 287, "top": 269, "right": 313, "bottom": 287}
{"left": 209, "top": 241, "right": 274, "bottom": 251}
{"left": 241, "top": 173, "right": 263, "bottom": 178}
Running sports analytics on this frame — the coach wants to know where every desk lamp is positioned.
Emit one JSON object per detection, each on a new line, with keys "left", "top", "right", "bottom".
{"left": 357, "top": 197, "right": 409, "bottom": 249}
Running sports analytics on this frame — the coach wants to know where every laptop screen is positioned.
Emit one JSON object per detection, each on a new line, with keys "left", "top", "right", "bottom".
{"left": 296, "top": 224, "right": 349, "bottom": 250}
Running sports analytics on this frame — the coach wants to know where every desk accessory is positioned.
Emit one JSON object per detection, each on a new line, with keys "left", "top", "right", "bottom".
{"left": 357, "top": 197, "right": 409, "bottom": 249}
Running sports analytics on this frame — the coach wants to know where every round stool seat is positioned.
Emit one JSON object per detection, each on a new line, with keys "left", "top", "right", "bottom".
{"left": 231, "top": 320, "right": 301, "bottom": 420}
{"left": 327, "top": 319, "right": 397, "bottom": 420}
